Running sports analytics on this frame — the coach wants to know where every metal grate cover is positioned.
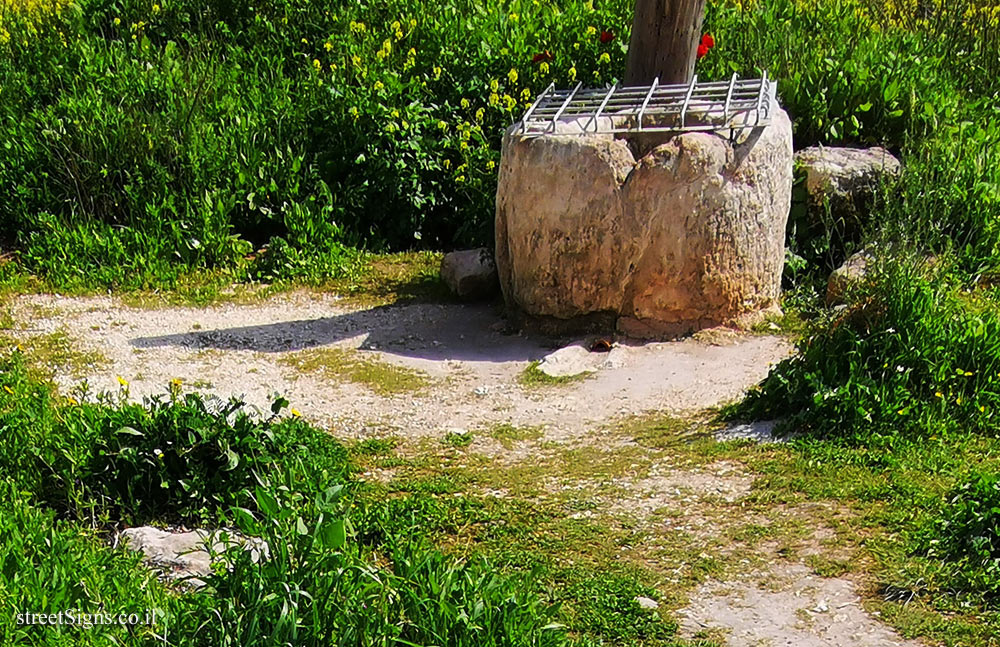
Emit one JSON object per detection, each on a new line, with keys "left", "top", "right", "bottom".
{"left": 518, "top": 72, "right": 775, "bottom": 137}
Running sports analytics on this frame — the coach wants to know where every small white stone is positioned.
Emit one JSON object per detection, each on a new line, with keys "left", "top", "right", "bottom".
{"left": 635, "top": 596, "right": 660, "bottom": 610}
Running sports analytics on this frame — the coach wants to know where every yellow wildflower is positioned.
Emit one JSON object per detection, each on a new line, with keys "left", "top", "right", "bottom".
{"left": 586, "top": 26, "right": 597, "bottom": 37}
{"left": 568, "top": 66, "right": 577, "bottom": 81}
{"left": 117, "top": 376, "right": 129, "bottom": 387}
{"left": 598, "top": 52, "right": 611, "bottom": 64}
{"left": 374, "top": 80, "right": 384, "bottom": 91}
{"left": 475, "top": 108, "right": 485, "bottom": 122}
{"left": 539, "top": 61, "right": 549, "bottom": 75}
{"left": 489, "top": 78, "right": 499, "bottom": 92}
{"left": 460, "top": 98, "right": 470, "bottom": 109}
{"left": 486, "top": 159, "right": 496, "bottom": 170}
{"left": 312, "top": 58, "right": 321, "bottom": 71}
{"left": 291, "top": 408, "right": 301, "bottom": 417}
{"left": 507, "top": 68, "right": 518, "bottom": 84}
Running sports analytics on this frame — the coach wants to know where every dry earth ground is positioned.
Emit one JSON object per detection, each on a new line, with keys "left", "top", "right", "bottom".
{"left": 7, "top": 291, "right": 929, "bottom": 647}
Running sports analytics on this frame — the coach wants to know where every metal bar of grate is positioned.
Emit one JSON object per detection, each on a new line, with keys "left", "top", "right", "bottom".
{"left": 679, "top": 74, "right": 698, "bottom": 129}
{"left": 517, "top": 74, "right": 775, "bottom": 138}
{"left": 521, "top": 82, "right": 555, "bottom": 134}
{"left": 547, "top": 81, "right": 583, "bottom": 133}
{"left": 723, "top": 72, "right": 737, "bottom": 124}
{"left": 585, "top": 84, "right": 617, "bottom": 134}
{"left": 637, "top": 77, "right": 659, "bottom": 131}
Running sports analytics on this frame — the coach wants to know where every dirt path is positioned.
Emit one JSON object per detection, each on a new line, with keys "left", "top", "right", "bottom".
{"left": 14, "top": 292, "right": 791, "bottom": 443}
{"left": 10, "top": 291, "right": 926, "bottom": 647}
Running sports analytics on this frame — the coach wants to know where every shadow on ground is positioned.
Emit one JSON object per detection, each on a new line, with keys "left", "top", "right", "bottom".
{"left": 131, "top": 302, "right": 554, "bottom": 363}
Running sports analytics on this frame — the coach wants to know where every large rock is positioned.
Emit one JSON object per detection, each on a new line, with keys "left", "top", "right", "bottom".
{"left": 496, "top": 108, "right": 794, "bottom": 338}
{"left": 795, "top": 146, "right": 900, "bottom": 207}
{"left": 121, "top": 526, "right": 267, "bottom": 588}
{"left": 826, "top": 249, "right": 873, "bottom": 305}
{"left": 440, "top": 248, "right": 499, "bottom": 300}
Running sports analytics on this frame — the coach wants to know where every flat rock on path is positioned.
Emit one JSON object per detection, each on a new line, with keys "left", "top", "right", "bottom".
{"left": 11, "top": 292, "right": 792, "bottom": 443}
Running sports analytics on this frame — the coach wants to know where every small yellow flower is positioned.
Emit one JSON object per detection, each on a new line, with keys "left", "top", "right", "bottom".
{"left": 568, "top": 66, "right": 577, "bottom": 81}
{"left": 935, "top": 391, "right": 944, "bottom": 398}
{"left": 598, "top": 52, "right": 611, "bottom": 64}
{"left": 151, "top": 3, "right": 160, "bottom": 13}
{"left": 3, "top": 386, "right": 13, "bottom": 395}
{"left": 291, "top": 408, "right": 301, "bottom": 417}
{"left": 475, "top": 108, "right": 485, "bottom": 122}
{"left": 113, "top": 17, "right": 121, "bottom": 26}
{"left": 349, "top": 106, "right": 360, "bottom": 120}
{"left": 488, "top": 92, "right": 499, "bottom": 107}
{"left": 443, "top": 159, "right": 452, "bottom": 169}
{"left": 117, "top": 376, "right": 129, "bottom": 387}
{"left": 460, "top": 98, "right": 470, "bottom": 109}
{"left": 324, "top": 41, "right": 333, "bottom": 52}
{"left": 486, "top": 159, "right": 496, "bottom": 170}
{"left": 312, "top": 58, "right": 321, "bottom": 71}
{"left": 456, "top": 174, "right": 466, "bottom": 183}
{"left": 301, "top": 37, "right": 309, "bottom": 45}
{"left": 508, "top": 12, "right": 519, "bottom": 21}
{"left": 433, "top": 66, "right": 442, "bottom": 80}
{"left": 539, "top": 62, "right": 550, "bottom": 75}
{"left": 586, "top": 26, "right": 597, "bottom": 37}
{"left": 66, "top": 396, "right": 78, "bottom": 405}
{"left": 507, "top": 68, "right": 518, "bottom": 84}
{"left": 489, "top": 78, "right": 499, "bottom": 92}
{"left": 437, "top": 119, "right": 448, "bottom": 131}
{"left": 374, "top": 80, "right": 384, "bottom": 91}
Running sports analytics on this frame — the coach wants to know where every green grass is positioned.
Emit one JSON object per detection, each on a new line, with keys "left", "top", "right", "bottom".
{"left": 279, "top": 347, "right": 432, "bottom": 396}
{"left": 518, "top": 361, "right": 592, "bottom": 388}
{"left": 488, "top": 423, "right": 544, "bottom": 449}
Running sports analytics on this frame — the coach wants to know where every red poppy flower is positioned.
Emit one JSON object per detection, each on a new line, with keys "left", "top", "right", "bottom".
{"left": 696, "top": 43, "right": 709, "bottom": 59}
{"left": 599, "top": 30, "right": 615, "bottom": 44}
{"left": 701, "top": 33, "right": 715, "bottom": 49}
{"left": 531, "top": 50, "right": 554, "bottom": 64}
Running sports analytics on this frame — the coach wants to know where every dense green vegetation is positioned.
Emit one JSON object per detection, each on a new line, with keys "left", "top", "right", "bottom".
{"left": 3, "top": 0, "right": 1000, "bottom": 644}
{"left": 0, "top": 354, "right": 568, "bottom": 646}
{"left": 1, "top": 0, "right": 994, "bottom": 289}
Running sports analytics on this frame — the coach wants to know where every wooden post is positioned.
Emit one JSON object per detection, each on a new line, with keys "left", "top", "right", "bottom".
{"left": 624, "top": 0, "right": 707, "bottom": 86}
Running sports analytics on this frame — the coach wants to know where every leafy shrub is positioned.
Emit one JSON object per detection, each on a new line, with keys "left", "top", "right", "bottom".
{"left": 738, "top": 260, "right": 1000, "bottom": 438}
{"left": 925, "top": 471, "right": 1000, "bottom": 600}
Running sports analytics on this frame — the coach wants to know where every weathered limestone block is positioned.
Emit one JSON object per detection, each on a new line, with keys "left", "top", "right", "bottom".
{"left": 495, "top": 107, "right": 794, "bottom": 338}
{"left": 826, "top": 249, "right": 873, "bottom": 306}
{"left": 440, "top": 248, "right": 498, "bottom": 300}
{"left": 795, "top": 146, "right": 900, "bottom": 208}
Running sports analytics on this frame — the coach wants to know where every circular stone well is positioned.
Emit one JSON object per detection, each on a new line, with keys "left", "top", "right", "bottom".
{"left": 494, "top": 108, "right": 793, "bottom": 338}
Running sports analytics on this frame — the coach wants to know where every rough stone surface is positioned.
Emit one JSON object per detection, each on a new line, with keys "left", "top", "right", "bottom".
{"left": 535, "top": 341, "right": 628, "bottom": 378}
{"left": 496, "top": 107, "right": 794, "bottom": 338}
{"left": 121, "top": 526, "right": 267, "bottom": 588}
{"left": 440, "top": 248, "right": 498, "bottom": 300}
{"left": 795, "top": 146, "right": 900, "bottom": 207}
{"left": 827, "top": 249, "right": 873, "bottom": 305}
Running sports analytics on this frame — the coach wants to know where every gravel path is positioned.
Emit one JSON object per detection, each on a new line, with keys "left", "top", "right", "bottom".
{"left": 13, "top": 291, "right": 791, "bottom": 443}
